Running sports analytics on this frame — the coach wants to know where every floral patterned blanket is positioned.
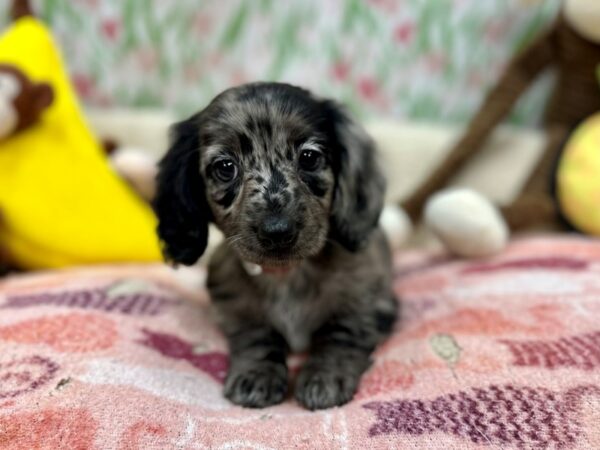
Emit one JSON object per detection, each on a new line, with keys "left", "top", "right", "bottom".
{"left": 1, "top": 236, "right": 599, "bottom": 449}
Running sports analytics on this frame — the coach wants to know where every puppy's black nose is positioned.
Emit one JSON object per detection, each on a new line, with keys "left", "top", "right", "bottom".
{"left": 258, "top": 215, "right": 297, "bottom": 248}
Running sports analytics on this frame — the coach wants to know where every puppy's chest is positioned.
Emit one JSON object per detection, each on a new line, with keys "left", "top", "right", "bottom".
{"left": 264, "top": 283, "right": 323, "bottom": 353}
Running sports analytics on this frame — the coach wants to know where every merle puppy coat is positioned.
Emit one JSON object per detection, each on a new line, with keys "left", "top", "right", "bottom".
{"left": 153, "top": 82, "right": 397, "bottom": 410}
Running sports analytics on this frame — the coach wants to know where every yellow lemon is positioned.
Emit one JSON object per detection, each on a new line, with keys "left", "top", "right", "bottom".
{"left": 557, "top": 113, "right": 600, "bottom": 236}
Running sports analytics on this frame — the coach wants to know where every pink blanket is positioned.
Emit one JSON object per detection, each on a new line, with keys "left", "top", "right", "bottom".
{"left": 1, "top": 236, "right": 600, "bottom": 449}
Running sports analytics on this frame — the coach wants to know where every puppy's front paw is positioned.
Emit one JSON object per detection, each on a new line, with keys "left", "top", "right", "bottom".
{"left": 295, "top": 367, "right": 359, "bottom": 410}
{"left": 224, "top": 363, "right": 287, "bottom": 408}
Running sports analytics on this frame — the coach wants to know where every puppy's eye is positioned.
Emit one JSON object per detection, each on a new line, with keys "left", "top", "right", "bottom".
{"left": 299, "top": 150, "right": 323, "bottom": 172}
{"left": 213, "top": 159, "right": 238, "bottom": 182}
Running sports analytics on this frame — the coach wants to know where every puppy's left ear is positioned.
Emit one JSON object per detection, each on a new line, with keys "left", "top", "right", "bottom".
{"left": 152, "top": 113, "right": 212, "bottom": 266}
{"left": 324, "top": 101, "right": 386, "bottom": 252}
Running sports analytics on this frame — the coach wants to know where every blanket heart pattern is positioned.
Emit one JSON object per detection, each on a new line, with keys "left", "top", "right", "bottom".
{"left": 1, "top": 236, "right": 600, "bottom": 449}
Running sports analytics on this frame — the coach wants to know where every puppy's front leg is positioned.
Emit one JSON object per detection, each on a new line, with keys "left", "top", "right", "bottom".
{"left": 224, "top": 326, "right": 289, "bottom": 408}
{"left": 295, "top": 316, "right": 377, "bottom": 410}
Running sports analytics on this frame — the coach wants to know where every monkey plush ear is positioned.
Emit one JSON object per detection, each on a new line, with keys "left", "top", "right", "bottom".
{"left": 13, "top": 80, "right": 54, "bottom": 133}
{"left": 33, "top": 82, "right": 53, "bottom": 112}
{"left": 323, "top": 100, "right": 386, "bottom": 252}
{"left": 153, "top": 114, "right": 213, "bottom": 266}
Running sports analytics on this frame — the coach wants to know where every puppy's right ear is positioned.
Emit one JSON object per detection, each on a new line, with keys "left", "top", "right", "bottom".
{"left": 153, "top": 114, "right": 212, "bottom": 266}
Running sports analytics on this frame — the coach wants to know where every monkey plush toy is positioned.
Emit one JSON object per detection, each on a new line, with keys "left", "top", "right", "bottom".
{"left": 401, "top": 0, "right": 600, "bottom": 257}
{"left": 0, "top": 64, "right": 53, "bottom": 140}
{"left": 0, "top": 64, "right": 53, "bottom": 273}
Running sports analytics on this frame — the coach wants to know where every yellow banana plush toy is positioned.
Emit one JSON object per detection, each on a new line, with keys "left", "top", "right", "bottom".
{"left": 0, "top": 5, "right": 161, "bottom": 269}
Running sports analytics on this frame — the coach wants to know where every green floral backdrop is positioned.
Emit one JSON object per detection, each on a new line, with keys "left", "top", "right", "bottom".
{"left": 1, "top": 0, "right": 561, "bottom": 124}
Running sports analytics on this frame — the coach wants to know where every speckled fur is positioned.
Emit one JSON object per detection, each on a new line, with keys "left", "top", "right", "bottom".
{"left": 153, "top": 82, "right": 398, "bottom": 410}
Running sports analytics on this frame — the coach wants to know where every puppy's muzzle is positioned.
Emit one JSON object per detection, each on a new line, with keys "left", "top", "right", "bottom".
{"left": 257, "top": 214, "right": 298, "bottom": 250}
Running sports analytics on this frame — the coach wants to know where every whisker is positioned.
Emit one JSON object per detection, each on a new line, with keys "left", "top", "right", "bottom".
{"left": 225, "top": 234, "right": 244, "bottom": 245}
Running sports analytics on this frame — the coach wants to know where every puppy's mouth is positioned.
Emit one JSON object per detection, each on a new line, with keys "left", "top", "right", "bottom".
{"left": 241, "top": 260, "right": 298, "bottom": 277}
{"left": 262, "top": 264, "right": 294, "bottom": 275}
{"left": 227, "top": 226, "right": 326, "bottom": 275}
{"left": 255, "top": 247, "right": 301, "bottom": 266}
{"left": 235, "top": 244, "right": 303, "bottom": 276}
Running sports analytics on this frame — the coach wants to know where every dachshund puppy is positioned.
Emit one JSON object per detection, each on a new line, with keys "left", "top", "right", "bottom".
{"left": 153, "top": 82, "right": 397, "bottom": 410}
